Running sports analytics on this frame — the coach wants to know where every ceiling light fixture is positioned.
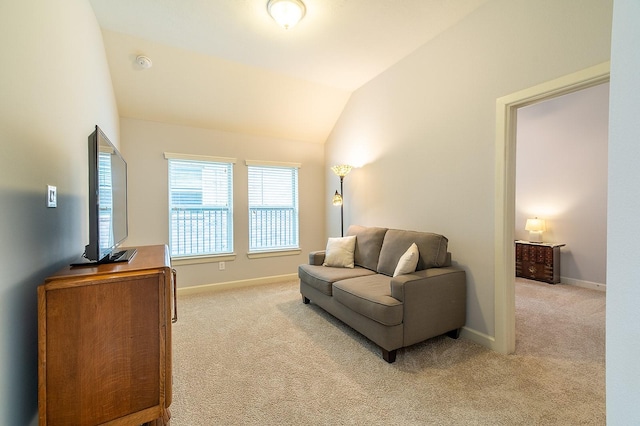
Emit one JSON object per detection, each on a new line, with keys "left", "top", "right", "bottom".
{"left": 267, "top": 0, "right": 306, "bottom": 30}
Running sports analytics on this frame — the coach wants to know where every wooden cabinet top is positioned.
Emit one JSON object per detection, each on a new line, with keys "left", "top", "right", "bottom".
{"left": 45, "top": 244, "right": 171, "bottom": 284}
{"left": 515, "top": 240, "right": 565, "bottom": 248}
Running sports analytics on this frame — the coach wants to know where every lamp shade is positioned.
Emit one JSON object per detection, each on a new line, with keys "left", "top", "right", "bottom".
{"left": 331, "top": 164, "right": 352, "bottom": 177}
{"left": 267, "top": 0, "right": 306, "bottom": 29}
{"left": 332, "top": 190, "right": 343, "bottom": 206}
{"left": 525, "top": 218, "right": 546, "bottom": 232}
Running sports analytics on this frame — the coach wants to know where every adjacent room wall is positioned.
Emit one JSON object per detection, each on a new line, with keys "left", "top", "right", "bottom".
{"left": 516, "top": 83, "right": 609, "bottom": 288}
{"left": 0, "top": 0, "right": 119, "bottom": 424}
{"left": 120, "top": 118, "right": 326, "bottom": 288}
{"left": 607, "top": 0, "right": 640, "bottom": 422}
{"left": 324, "top": 0, "right": 612, "bottom": 341}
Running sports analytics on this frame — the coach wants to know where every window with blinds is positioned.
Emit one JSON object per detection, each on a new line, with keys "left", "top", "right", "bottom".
{"left": 247, "top": 162, "right": 300, "bottom": 252}
{"left": 167, "top": 156, "right": 234, "bottom": 257}
{"left": 98, "top": 151, "right": 114, "bottom": 250}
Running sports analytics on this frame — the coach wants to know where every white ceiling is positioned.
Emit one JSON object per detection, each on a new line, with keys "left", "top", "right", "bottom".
{"left": 89, "top": 0, "right": 490, "bottom": 143}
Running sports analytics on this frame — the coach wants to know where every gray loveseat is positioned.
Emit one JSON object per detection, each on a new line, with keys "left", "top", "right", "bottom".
{"left": 298, "top": 225, "right": 466, "bottom": 363}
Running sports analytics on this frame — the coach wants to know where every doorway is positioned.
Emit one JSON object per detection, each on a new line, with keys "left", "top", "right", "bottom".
{"left": 493, "top": 62, "right": 610, "bottom": 354}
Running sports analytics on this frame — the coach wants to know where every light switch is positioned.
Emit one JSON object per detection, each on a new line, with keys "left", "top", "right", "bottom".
{"left": 47, "top": 185, "right": 57, "bottom": 208}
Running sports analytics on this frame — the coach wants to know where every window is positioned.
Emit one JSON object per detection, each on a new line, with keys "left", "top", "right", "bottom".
{"left": 165, "top": 153, "right": 235, "bottom": 257}
{"left": 98, "top": 151, "right": 114, "bottom": 250}
{"left": 247, "top": 161, "right": 300, "bottom": 252}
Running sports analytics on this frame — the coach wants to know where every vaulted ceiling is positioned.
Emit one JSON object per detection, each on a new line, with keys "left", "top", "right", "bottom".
{"left": 89, "top": 0, "right": 490, "bottom": 143}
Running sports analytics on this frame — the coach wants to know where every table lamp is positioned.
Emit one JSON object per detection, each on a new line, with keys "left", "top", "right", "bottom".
{"left": 525, "top": 217, "right": 546, "bottom": 243}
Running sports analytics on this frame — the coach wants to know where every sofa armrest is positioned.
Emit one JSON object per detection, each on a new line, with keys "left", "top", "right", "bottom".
{"left": 309, "top": 250, "right": 326, "bottom": 266}
{"left": 390, "top": 267, "right": 466, "bottom": 347}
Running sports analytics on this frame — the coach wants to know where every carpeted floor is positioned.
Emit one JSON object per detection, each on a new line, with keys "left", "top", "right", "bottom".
{"left": 170, "top": 278, "right": 605, "bottom": 425}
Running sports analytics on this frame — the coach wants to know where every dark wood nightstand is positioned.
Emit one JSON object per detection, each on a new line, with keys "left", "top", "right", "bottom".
{"left": 515, "top": 240, "right": 565, "bottom": 284}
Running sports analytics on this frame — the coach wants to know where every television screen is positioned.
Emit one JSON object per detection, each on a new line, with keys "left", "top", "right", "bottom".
{"left": 82, "top": 126, "right": 133, "bottom": 263}
{"left": 97, "top": 133, "right": 127, "bottom": 259}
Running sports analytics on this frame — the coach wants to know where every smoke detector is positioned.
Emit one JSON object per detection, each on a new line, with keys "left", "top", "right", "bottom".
{"left": 135, "top": 55, "right": 152, "bottom": 69}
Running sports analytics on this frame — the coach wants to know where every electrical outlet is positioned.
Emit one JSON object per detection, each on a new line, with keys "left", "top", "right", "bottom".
{"left": 219, "top": 261, "right": 225, "bottom": 271}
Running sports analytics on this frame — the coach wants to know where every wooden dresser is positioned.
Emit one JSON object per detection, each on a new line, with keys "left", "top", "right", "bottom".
{"left": 38, "top": 245, "right": 176, "bottom": 425}
{"left": 515, "top": 240, "right": 565, "bottom": 284}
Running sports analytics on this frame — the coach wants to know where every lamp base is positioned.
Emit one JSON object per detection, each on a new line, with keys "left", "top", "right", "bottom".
{"left": 528, "top": 231, "right": 543, "bottom": 243}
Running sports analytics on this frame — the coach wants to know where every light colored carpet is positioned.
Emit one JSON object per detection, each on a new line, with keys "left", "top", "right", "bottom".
{"left": 170, "top": 278, "right": 605, "bottom": 425}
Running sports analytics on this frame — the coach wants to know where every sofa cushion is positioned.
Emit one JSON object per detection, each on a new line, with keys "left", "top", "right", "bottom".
{"left": 298, "top": 264, "right": 375, "bottom": 296}
{"left": 333, "top": 275, "right": 403, "bottom": 326}
{"left": 346, "top": 225, "right": 388, "bottom": 271}
{"left": 323, "top": 236, "right": 357, "bottom": 268}
{"left": 377, "top": 229, "right": 449, "bottom": 276}
{"left": 393, "top": 242, "right": 419, "bottom": 277}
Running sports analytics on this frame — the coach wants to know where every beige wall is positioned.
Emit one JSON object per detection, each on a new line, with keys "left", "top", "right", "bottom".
{"left": 120, "top": 118, "right": 326, "bottom": 288}
{"left": 325, "top": 0, "right": 612, "bottom": 340}
{"left": 516, "top": 83, "right": 609, "bottom": 287}
{"left": 0, "top": 0, "right": 119, "bottom": 423}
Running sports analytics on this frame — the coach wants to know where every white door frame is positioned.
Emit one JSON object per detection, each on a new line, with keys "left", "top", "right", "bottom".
{"left": 493, "top": 62, "right": 610, "bottom": 354}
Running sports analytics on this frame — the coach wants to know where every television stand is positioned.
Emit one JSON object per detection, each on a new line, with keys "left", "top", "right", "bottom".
{"left": 39, "top": 245, "right": 175, "bottom": 425}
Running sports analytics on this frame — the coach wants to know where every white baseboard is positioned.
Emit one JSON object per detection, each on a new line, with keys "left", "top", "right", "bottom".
{"left": 561, "top": 276, "right": 606, "bottom": 291}
{"left": 460, "top": 327, "right": 498, "bottom": 351}
{"left": 177, "top": 273, "right": 299, "bottom": 295}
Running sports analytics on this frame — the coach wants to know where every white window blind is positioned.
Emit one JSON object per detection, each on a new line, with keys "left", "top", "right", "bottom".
{"left": 247, "top": 162, "right": 299, "bottom": 251}
{"left": 98, "top": 151, "right": 114, "bottom": 250}
{"left": 167, "top": 157, "right": 234, "bottom": 257}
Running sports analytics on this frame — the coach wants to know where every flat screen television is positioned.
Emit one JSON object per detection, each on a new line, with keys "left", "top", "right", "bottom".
{"left": 76, "top": 125, "right": 136, "bottom": 265}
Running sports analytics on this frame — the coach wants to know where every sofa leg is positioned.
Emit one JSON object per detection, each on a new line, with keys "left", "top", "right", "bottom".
{"left": 382, "top": 348, "right": 397, "bottom": 363}
{"left": 302, "top": 295, "right": 310, "bottom": 304}
{"left": 446, "top": 328, "right": 461, "bottom": 339}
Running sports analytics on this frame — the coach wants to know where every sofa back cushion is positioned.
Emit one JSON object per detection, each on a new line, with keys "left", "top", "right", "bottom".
{"left": 346, "top": 225, "right": 388, "bottom": 271}
{"left": 377, "top": 229, "right": 449, "bottom": 276}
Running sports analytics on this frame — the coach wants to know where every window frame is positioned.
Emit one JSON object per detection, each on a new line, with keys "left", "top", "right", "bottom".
{"left": 164, "top": 152, "right": 236, "bottom": 262}
{"left": 246, "top": 160, "right": 301, "bottom": 256}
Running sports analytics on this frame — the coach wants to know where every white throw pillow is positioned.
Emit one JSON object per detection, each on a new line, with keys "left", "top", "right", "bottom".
{"left": 323, "top": 236, "right": 357, "bottom": 268}
{"left": 393, "top": 243, "right": 419, "bottom": 277}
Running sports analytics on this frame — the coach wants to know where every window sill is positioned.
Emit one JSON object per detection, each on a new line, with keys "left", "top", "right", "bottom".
{"left": 171, "top": 253, "right": 236, "bottom": 266}
{"left": 247, "top": 249, "right": 301, "bottom": 259}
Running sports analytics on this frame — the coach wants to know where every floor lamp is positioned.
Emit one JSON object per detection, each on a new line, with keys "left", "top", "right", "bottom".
{"left": 331, "top": 165, "right": 352, "bottom": 237}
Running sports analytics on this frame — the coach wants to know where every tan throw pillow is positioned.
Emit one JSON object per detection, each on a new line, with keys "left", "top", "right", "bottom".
{"left": 323, "top": 236, "right": 357, "bottom": 268}
{"left": 393, "top": 243, "right": 419, "bottom": 277}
